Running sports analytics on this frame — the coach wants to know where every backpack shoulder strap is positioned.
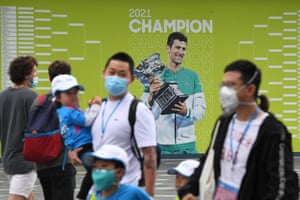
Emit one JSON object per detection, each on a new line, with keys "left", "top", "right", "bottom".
{"left": 37, "top": 93, "right": 53, "bottom": 105}
{"left": 128, "top": 97, "right": 143, "bottom": 162}
{"left": 128, "top": 97, "right": 139, "bottom": 131}
{"left": 37, "top": 93, "right": 47, "bottom": 104}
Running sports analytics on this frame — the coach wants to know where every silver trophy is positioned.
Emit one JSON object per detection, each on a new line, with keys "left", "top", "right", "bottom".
{"left": 135, "top": 53, "right": 187, "bottom": 114}
{"left": 134, "top": 53, "right": 165, "bottom": 87}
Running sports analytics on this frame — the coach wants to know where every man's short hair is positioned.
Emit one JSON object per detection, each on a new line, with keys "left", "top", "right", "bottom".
{"left": 104, "top": 52, "right": 135, "bottom": 75}
{"left": 48, "top": 60, "right": 71, "bottom": 82}
{"left": 167, "top": 32, "right": 188, "bottom": 47}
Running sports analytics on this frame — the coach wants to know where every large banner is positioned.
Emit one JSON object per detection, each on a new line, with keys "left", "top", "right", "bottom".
{"left": 1, "top": 0, "right": 299, "bottom": 153}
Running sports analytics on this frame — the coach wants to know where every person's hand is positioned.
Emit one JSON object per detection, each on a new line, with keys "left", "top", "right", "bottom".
{"left": 182, "top": 193, "right": 197, "bottom": 200}
{"left": 149, "top": 78, "right": 162, "bottom": 94}
{"left": 68, "top": 147, "right": 83, "bottom": 165}
{"left": 172, "top": 101, "right": 187, "bottom": 116}
{"left": 88, "top": 96, "right": 102, "bottom": 106}
{"left": 148, "top": 78, "right": 162, "bottom": 106}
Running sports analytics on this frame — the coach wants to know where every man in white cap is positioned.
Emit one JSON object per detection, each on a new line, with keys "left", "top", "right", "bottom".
{"left": 83, "top": 144, "right": 151, "bottom": 200}
{"left": 167, "top": 159, "right": 200, "bottom": 200}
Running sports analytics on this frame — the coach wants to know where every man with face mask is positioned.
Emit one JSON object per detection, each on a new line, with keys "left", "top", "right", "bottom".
{"left": 69, "top": 52, "right": 157, "bottom": 199}
{"left": 0, "top": 56, "right": 39, "bottom": 200}
{"left": 83, "top": 144, "right": 151, "bottom": 200}
{"left": 178, "top": 59, "right": 299, "bottom": 200}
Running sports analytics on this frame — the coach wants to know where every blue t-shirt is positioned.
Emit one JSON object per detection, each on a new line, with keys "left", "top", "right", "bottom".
{"left": 57, "top": 105, "right": 92, "bottom": 150}
{"left": 87, "top": 184, "right": 151, "bottom": 200}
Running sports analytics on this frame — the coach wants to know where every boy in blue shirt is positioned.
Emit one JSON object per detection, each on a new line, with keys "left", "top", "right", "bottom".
{"left": 52, "top": 74, "right": 101, "bottom": 199}
{"left": 83, "top": 144, "right": 151, "bottom": 200}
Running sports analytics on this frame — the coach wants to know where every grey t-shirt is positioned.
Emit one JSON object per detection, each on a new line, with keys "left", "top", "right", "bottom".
{"left": 0, "top": 87, "right": 38, "bottom": 174}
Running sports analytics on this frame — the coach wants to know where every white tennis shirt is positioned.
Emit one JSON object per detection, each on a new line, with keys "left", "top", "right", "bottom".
{"left": 91, "top": 93, "right": 156, "bottom": 184}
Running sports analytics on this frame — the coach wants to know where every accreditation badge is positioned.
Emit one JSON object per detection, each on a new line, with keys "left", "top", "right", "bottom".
{"left": 213, "top": 180, "right": 238, "bottom": 200}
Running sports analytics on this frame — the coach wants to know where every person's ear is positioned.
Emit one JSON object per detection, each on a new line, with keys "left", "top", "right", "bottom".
{"left": 25, "top": 74, "right": 32, "bottom": 80}
{"left": 55, "top": 94, "right": 62, "bottom": 101}
{"left": 116, "top": 168, "right": 125, "bottom": 181}
{"left": 166, "top": 45, "right": 171, "bottom": 54}
{"left": 130, "top": 75, "right": 135, "bottom": 83}
{"left": 246, "top": 84, "right": 256, "bottom": 98}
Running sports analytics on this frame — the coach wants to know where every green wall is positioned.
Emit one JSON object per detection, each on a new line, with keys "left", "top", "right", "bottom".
{"left": 1, "top": 0, "right": 299, "bottom": 153}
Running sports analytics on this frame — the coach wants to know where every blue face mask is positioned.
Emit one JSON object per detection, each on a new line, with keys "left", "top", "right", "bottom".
{"left": 30, "top": 77, "right": 39, "bottom": 88}
{"left": 92, "top": 169, "right": 117, "bottom": 191}
{"left": 105, "top": 76, "right": 128, "bottom": 96}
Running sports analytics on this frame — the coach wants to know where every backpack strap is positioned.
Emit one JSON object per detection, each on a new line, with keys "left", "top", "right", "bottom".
{"left": 37, "top": 93, "right": 53, "bottom": 105}
{"left": 128, "top": 97, "right": 145, "bottom": 186}
{"left": 128, "top": 98, "right": 143, "bottom": 163}
{"left": 37, "top": 93, "right": 47, "bottom": 104}
{"left": 102, "top": 97, "right": 143, "bottom": 165}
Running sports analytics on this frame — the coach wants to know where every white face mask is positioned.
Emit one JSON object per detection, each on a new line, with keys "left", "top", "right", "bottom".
{"left": 219, "top": 85, "right": 257, "bottom": 115}
{"left": 219, "top": 86, "right": 239, "bottom": 115}
{"left": 219, "top": 70, "right": 259, "bottom": 115}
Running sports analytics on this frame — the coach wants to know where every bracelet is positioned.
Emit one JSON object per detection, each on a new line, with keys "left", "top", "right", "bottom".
{"left": 148, "top": 93, "right": 154, "bottom": 106}
{"left": 185, "top": 108, "right": 191, "bottom": 118}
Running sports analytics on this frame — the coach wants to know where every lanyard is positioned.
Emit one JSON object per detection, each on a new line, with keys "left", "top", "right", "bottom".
{"left": 101, "top": 98, "right": 124, "bottom": 137}
{"left": 229, "top": 108, "right": 260, "bottom": 170}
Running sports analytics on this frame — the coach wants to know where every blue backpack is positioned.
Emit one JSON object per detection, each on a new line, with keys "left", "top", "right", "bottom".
{"left": 23, "top": 94, "right": 63, "bottom": 163}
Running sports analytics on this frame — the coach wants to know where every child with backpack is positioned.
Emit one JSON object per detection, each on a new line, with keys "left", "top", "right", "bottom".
{"left": 51, "top": 74, "right": 101, "bottom": 200}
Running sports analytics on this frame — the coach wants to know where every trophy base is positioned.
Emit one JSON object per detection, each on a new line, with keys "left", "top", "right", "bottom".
{"left": 161, "top": 95, "right": 188, "bottom": 114}
{"left": 154, "top": 82, "right": 188, "bottom": 115}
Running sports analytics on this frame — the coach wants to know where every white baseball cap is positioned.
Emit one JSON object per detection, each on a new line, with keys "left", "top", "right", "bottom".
{"left": 82, "top": 144, "right": 129, "bottom": 171}
{"left": 51, "top": 74, "right": 84, "bottom": 95}
{"left": 167, "top": 159, "right": 200, "bottom": 178}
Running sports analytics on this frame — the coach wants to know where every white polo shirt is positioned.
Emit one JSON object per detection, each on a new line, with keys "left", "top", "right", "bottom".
{"left": 91, "top": 93, "right": 156, "bottom": 184}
